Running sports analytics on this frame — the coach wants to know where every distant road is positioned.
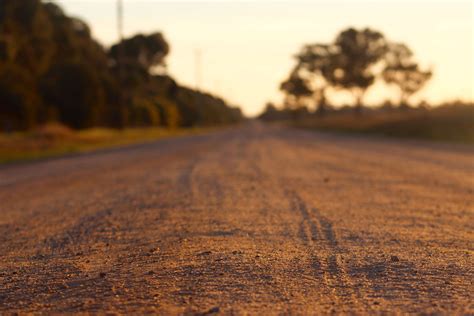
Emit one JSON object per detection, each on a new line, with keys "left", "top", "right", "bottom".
{"left": 1, "top": 123, "right": 473, "bottom": 314}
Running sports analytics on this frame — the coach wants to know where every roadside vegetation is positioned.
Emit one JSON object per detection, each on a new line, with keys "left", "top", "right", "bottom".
{"left": 0, "top": 1, "right": 243, "bottom": 163}
{"left": 0, "top": 1, "right": 242, "bottom": 132}
{"left": 0, "top": 123, "right": 215, "bottom": 164}
{"left": 259, "top": 26, "right": 473, "bottom": 143}
{"left": 283, "top": 104, "right": 474, "bottom": 143}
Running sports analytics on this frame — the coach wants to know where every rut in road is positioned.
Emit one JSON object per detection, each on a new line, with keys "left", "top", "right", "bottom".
{"left": 286, "top": 188, "right": 369, "bottom": 311}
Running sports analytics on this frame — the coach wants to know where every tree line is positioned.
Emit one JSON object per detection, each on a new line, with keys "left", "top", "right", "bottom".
{"left": 0, "top": 0, "right": 242, "bottom": 131}
{"left": 261, "top": 27, "right": 432, "bottom": 119}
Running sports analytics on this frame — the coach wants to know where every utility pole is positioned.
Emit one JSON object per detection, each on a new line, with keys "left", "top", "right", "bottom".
{"left": 117, "top": 0, "right": 125, "bottom": 69}
{"left": 117, "top": 0, "right": 124, "bottom": 44}
{"left": 117, "top": 0, "right": 126, "bottom": 127}
{"left": 195, "top": 48, "right": 202, "bottom": 91}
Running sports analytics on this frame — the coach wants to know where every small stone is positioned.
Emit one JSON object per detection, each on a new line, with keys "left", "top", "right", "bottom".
{"left": 390, "top": 255, "right": 399, "bottom": 262}
{"left": 99, "top": 272, "right": 107, "bottom": 278}
{"left": 206, "top": 306, "right": 220, "bottom": 314}
{"left": 147, "top": 270, "right": 155, "bottom": 275}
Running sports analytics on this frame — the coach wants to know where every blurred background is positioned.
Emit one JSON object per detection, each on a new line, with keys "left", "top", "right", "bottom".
{"left": 54, "top": 0, "right": 473, "bottom": 116}
{"left": 0, "top": 0, "right": 472, "bottom": 162}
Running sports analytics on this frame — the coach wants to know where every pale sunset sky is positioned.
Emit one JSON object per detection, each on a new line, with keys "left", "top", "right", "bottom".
{"left": 55, "top": 0, "right": 473, "bottom": 116}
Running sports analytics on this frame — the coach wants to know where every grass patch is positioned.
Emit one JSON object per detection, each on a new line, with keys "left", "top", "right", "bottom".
{"left": 0, "top": 124, "right": 211, "bottom": 164}
{"left": 294, "top": 105, "right": 474, "bottom": 143}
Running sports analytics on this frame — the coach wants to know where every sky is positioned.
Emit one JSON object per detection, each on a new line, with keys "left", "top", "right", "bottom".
{"left": 55, "top": 0, "right": 473, "bottom": 116}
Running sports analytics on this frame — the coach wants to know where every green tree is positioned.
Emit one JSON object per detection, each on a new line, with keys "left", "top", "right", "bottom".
{"left": 0, "top": 0, "right": 55, "bottom": 76}
{"left": 129, "top": 98, "right": 160, "bottom": 127}
{"left": 40, "top": 62, "right": 106, "bottom": 129}
{"left": 154, "top": 96, "right": 180, "bottom": 128}
{"left": 0, "top": 0, "right": 242, "bottom": 130}
{"left": 293, "top": 44, "right": 337, "bottom": 114}
{"left": 109, "top": 32, "right": 169, "bottom": 72}
{"left": 329, "top": 28, "right": 388, "bottom": 113}
{"left": 280, "top": 71, "right": 313, "bottom": 110}
{"left": 382, "top": 43, "right": 432, "bottom": 107}
{"left": 0, "top": 64, "right": 40, "bottom": 130}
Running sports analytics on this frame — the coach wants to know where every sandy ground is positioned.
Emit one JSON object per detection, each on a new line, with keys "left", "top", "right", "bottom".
{"left": 0, "top": 123, "right": 473, "bottom": 314}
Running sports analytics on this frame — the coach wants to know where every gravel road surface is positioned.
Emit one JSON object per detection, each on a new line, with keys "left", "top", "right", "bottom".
{"left": 1, "top": 123, "right": 473, "bottom": 314}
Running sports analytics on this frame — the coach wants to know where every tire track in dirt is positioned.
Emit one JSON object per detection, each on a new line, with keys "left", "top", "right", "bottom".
{"left": 163, "top": 133, "right": 294, "bottom": 311}
{"left": 284, "top": 188, "right": 371, "bottom": 311}
{"left": 176, "top": 157, "right": 200, "bottom": 207}
{"left": 157, "top": 140, "right": 233, "bottom": 309}
{"left": 174, "top": 134, "right": 231, "bottom": 210}
{"left": 41, "top": 208, "right": 115, "bottom": 257}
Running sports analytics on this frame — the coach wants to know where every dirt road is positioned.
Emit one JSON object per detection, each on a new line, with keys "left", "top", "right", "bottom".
{"left": 1, "top": 123, "right": 473, "bottom": 314}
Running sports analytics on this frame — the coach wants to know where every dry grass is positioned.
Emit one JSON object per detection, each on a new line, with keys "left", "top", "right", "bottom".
{"left": 296, "top": 105, "right": 474, "bottom": 143}
{"left": 0, "top": 124, "right": 209, "bottom": 164}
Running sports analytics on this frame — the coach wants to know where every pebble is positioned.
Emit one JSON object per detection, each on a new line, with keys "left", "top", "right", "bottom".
{"left": 205, "top": 306, "right": 220, "bottom": 314}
